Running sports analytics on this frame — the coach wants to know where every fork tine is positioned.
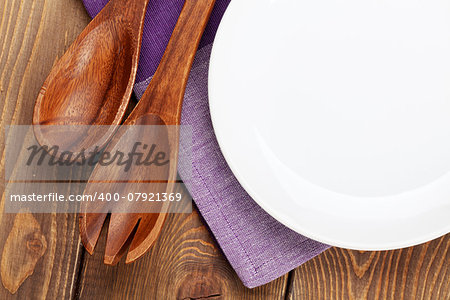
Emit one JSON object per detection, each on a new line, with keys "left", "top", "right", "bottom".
{"left": 79, "top": 212, "right": 108, "bottom": 254}
{"left": 104, "top": 213, "right": 140, "bottom": 265}
{"left": 125, "top": 213, "right": 167, "bottom": 263}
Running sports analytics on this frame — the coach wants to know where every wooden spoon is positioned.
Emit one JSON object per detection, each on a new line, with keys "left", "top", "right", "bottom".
{"left": 79, "top": 0, "right": 216, "bottom": 265}
{"left": 33, "top": 0, "right": 150, "bottom": 152}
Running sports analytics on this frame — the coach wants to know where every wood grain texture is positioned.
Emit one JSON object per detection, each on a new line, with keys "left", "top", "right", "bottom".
{"left": 288, "top": 235, "right": 449, "bottom": 300}
{"left": 1, "top": 212, "right": 47, "bottom": 294}
{"left": 77, "top": 184, "right": 288, "bottom": 300}
{"left": 0, "top": 0, "right": 90, "bottom": 298}
{"left": 0, "top": 212, "right": 83, "bottom": 299}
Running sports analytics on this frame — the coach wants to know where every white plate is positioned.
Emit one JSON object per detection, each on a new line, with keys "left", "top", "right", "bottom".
{"left": 209, "top": 0, "right": 450, "bottom": 250}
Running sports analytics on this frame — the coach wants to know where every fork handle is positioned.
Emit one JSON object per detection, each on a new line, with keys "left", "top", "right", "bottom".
{"left": 133, "top": 0, "right": 217, "bottom": 125}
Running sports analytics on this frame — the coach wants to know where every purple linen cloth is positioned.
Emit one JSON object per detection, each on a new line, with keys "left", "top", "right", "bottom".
{"left": 82, "top": 0, "right": 329, "bottom": 288}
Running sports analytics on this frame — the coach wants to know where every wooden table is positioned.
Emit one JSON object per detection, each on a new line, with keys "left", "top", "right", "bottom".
{"left": 0, "top": 0, "right": 448, "bottom": 299}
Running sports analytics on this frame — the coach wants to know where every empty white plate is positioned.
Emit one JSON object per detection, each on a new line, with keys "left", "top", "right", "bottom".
{"left": 209, "top": 0, "right": 450, "bottom": 250}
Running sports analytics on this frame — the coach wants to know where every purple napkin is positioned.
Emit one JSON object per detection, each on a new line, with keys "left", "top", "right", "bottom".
{"left": 82, "top": 0, "right": 329, "bottom": 288}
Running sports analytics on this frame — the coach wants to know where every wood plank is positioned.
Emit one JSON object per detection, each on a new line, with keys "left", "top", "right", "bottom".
{"left": 0, "top": 213, "right": 83, "bottom": 299}
{"left": 77, "top": 184, "right": 288, "bottom": 300}
{"left": 287, "top": 235, "right": 449, "bottom": 300}
{"left": 0, "top": 0, "right": 91, "bottom": 298}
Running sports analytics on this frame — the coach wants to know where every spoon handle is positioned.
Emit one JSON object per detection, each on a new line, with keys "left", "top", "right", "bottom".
{"left": 131, "top": 0, "right": 217, "bottom": 125}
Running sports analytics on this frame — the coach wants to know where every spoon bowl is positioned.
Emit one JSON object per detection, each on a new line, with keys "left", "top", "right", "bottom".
{"left": 33, "top": 0, "right": 150, "bottom": 152}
